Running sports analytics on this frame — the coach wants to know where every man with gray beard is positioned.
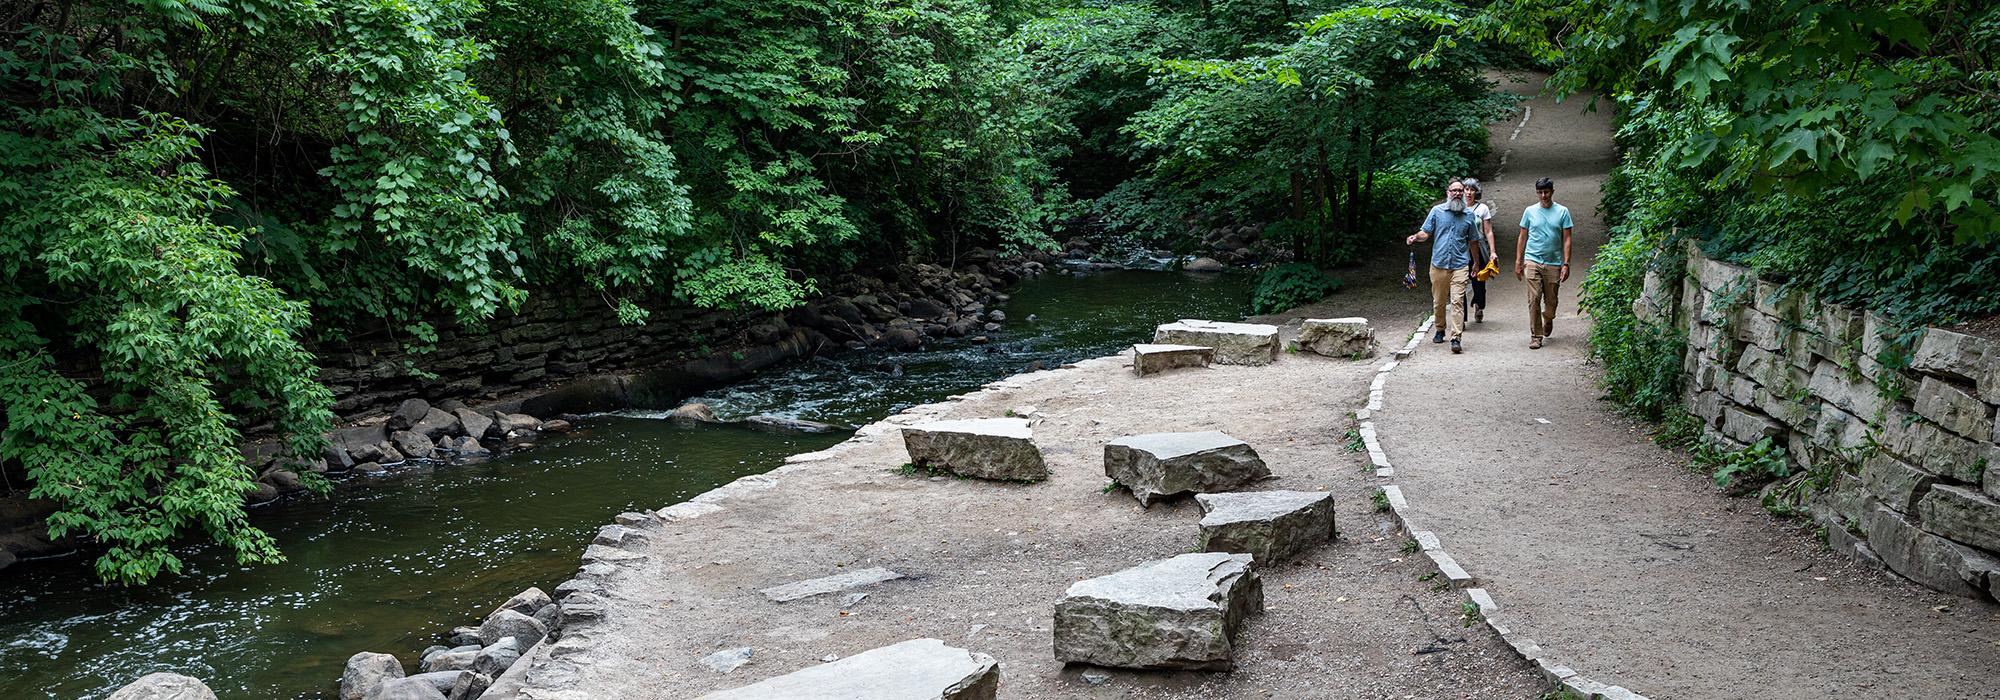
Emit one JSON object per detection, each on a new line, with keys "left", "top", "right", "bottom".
{"left": 1405, "top": 179, "right": 1482, "bottom": 353}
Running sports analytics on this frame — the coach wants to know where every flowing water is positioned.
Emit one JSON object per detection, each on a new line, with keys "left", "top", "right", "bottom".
{"left": 0, "top": 269, "right": 1252, "bottom": 699}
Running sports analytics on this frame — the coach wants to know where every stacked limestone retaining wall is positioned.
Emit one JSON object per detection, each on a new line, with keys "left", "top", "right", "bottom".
{"left": 1639, "top": 243, "right": 2000, "bottom": 600}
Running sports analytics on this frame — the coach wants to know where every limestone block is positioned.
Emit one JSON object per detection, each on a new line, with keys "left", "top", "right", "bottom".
{"left": 1104, "top": 431, "right": 1270, "bottom": 507}
{"left": 1053, "top": 553, "right": 1263, "bottom": 670}
{"left": 1687, "top": 391, "right": 1728, "bottom": 427}
{"left": 1153, "top": 319, "right": 1279, "bottom": 365}
{"left": 694, "top": 639, "right": 999, "bottom": 700}
{"left": 1132, "top": 343, "right": 1215, "bottom": 377}
{"left": 901, "top": 418, "right": 1047, "bottom": 482}
{"left": 1863, "top": 504, "right": 1995, "bottom": 599}
{"left": 1912, "top": 376, "right": 1995, "bottom": 440}
{"left": 1859, "top": 453, "right": 1936, "bottom": 514}
{"left": 1912, "top": 327, "right": 2000, "bottom": 403}
{"left": 1808, "top": 406, "right": 1870, "bottom": 453}
{"left": 1296, "top": 318, "right": 1376, "bottom": 358}
{"left": 1916, "top": 484, "right": 2000, "bottom": 553}
{"left": 1807, "top": 362, "right": 1886, "bottom": 421}
{"left": 1717, "top": 370, "right": 1760, "bottom": 407}
{"left": 1736, "top": 345, "right": 1811, "bottom": 394}
{"left": 1695, "top": 256, "right": 1752, "bottom": 294}
{"left": 1195, "top": 491, "right": 1335, "bottom": 563}
{"left": 759, "top": 567, "right": 903, "bottom": 603}
{"left": 1635, "top": 268, "right": 1678, "bottom": 324}
{"left": 1732, "top": 308, "right": 1786, "bottom": 351}
{"left": 1750, "top": 387, "right": 1815, "bottom": 430}
{"left": 107, "top": 673, "right": 218, "bottom": 700}
{"left": 1719, "top": 406, "right": 1783, "bottom": 444}
{"left": 1876, "top": 410, "right": 2000, "bottom": 484}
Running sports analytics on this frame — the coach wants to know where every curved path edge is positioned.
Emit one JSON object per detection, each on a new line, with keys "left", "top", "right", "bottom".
{"left": 1363, "top": 312, "right": 1651, "bottom": 700}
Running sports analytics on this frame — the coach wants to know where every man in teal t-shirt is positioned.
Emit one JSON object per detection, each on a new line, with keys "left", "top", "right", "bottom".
{"left": 1514, "top": 177, "right": 1573, "bottom": 349}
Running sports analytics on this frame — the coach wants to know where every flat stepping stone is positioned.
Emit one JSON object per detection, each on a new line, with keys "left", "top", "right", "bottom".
{"left": 1132, "top": 343, "right": 1215, "bottom": 376}
{"left": 902, "top": 418, "right": 1047, "bottom": 482}
{"left": 1196, "top": 491, "right": 1336, "bottom": 563}
{"left": 760, "top": 567, "right": 903, "bottom": 602}
{"left": 1296, "top": 318, "right": 1376, "bottom": 358}
{"left": 1153, "top": 320, "right": 1279, "bottom": 365}
{"left": 1104, "top": 431, "right": 1270, "bottom": 507}
{"left": 694, "top": 638, "right": 999, "bottom": 700}
{"left": 1053, "top": 552, "right": 1263, "bottom": 670}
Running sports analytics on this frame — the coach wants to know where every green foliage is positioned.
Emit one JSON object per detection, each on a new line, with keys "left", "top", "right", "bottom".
{"left": 1482, "top": 0, "right": 2000, "bottom": 328}
{"left": 1371, "top": 486, "right": 1391, "bottom": 512}
{"left": 1700, "top": 437, "right": 1792, "bottom": 491}
{"left": 1344, "top": 427, "right": 1367, "bottom": 453}
{"left": 0, "top": 110, "right": 333, "bottom": 584}
{"left": 1022, "top": 0, "right": 1507, "bottom": 263}
{"left": 1251, "top": 263, "right": 1343, "bottom": 314}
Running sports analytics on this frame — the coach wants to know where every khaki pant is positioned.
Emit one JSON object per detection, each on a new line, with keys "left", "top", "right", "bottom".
{"left": 1429, "top": 265, "right": 1469, "bottom": 340}
{"left": 1525, "top": 262, "right": 1562, "bottom": 339}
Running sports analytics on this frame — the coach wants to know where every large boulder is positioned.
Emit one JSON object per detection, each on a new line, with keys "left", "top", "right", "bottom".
{"left": 497, "top": 586, "right": 553, "bottom": 616}
{"left": 1104, "top": 431, "right": 1270, "bottom": 507}
{"left": 1183, "top": 257, "right": 1226, "bottom": 273}
{"left": 1196, "top": 491, "right": 1336, "bottom": 563}
{"left": 694, "top": 638, "right": 999, "bottom": 700}
{"left": 1153, "top": 319, "right": 1279, "bottom": 365}
{"left": 389, "top": 431, "right": 435, "bottom": 460}
{"left": 341, "top": 652, "right": 405, "bottom": 700}
{"left": 669, "top": 403, "right": 721, "bottom": 424}
{"left": 473, "top": 637, "right": 523, "bottom": 677}
{"left": 1296, "top": 318, "right": 1376, "bottom": 358}
{"left": 901, "top": 418, "right": 1047, "bottom": 482}
{"left": 452, "top": 409, "right": 493, "bottom": 444}
{"left": 386, "top": 399, "right": 431, "bottom": 431}
{"left": 107, "top": 673, "right": 217, "bottom": 700}
{"left": 478, "top": 608, "right": 548, "bottom": 648}
{"left": 364, "top": 676, "right": 447, "bottom": 700}
{"left": 1131, "top": 343, "right": 1214, "bottom": 377}
{"left": 1053, "top": 552, "right": 1263, "bottom": 670}
{"left": 447, "top": 672, "right": 491, "bottom": 700}
{"left": 495, "top": 413, "right": 542, "bottom": 437}
{"left": 411, "top": 408, "right": 461, "bottom": 441}
{"left": 419, "top": 647, "right": 479, "bottom": 673}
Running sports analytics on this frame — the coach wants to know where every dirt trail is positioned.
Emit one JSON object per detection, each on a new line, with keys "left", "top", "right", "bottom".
{"left": 1376, "top": 74, "right": 2000, "bottom": 699}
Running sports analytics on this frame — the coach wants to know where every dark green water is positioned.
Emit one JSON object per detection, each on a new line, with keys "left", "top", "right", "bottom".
{"left": 0, "top": 269, "right": 1252, "bottom": 699}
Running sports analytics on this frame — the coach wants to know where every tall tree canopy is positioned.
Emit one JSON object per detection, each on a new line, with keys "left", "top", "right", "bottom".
{"left": 2, "top": 0, "right": 1500, "bottom": 582}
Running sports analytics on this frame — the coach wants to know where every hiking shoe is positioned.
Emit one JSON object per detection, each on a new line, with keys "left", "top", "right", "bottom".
{"left": 1433, "top": 330, "right": 1446, "bottom": 344}
{"left": 1450, "top": 339, "right": 1463, "bottom": 354}
{"left": 1530, "top": 337, "right": 1543, "bottom": 349}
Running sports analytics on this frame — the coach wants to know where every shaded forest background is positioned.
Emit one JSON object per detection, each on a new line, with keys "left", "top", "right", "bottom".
{"left": 5, "top": 0, "right": 1996, "bottom": 583}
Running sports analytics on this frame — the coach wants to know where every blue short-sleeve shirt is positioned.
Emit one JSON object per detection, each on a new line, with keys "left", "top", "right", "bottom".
{"left": 1422, "top": 204, "right": 1482, "bottom": 269}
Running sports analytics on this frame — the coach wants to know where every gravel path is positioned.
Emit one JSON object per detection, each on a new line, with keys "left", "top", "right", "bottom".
{"left": 1376, "top": 74, "right": 2000, "bottom": 699}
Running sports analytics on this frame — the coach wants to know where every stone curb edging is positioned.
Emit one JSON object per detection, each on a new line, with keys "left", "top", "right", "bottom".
{"left": 1368, "top": 316, "right": 1653, "bottom": 700}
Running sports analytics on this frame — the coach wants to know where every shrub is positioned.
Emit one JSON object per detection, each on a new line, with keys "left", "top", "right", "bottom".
{"left": 1251, "top": 263, "right": 1343, "bottom": 314}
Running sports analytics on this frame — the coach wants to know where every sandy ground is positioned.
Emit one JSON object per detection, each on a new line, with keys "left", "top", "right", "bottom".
{"left": 1377, "top": 74, "right": 2000, "bottom": 699}
{"left": 519, "top": 244, "right": 1558, "bottom": 699}
{"left": 540, "top": 318, "right": 1557, "bottom": 698}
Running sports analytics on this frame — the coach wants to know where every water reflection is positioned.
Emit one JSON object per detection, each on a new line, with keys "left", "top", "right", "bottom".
{"left": 0, "top": 269, "right": 1250, "bottom": 699}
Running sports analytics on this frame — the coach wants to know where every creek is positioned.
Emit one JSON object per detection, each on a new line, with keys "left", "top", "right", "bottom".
{"left": 0, "top": 269, "right": 1252, "bottom": 699}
